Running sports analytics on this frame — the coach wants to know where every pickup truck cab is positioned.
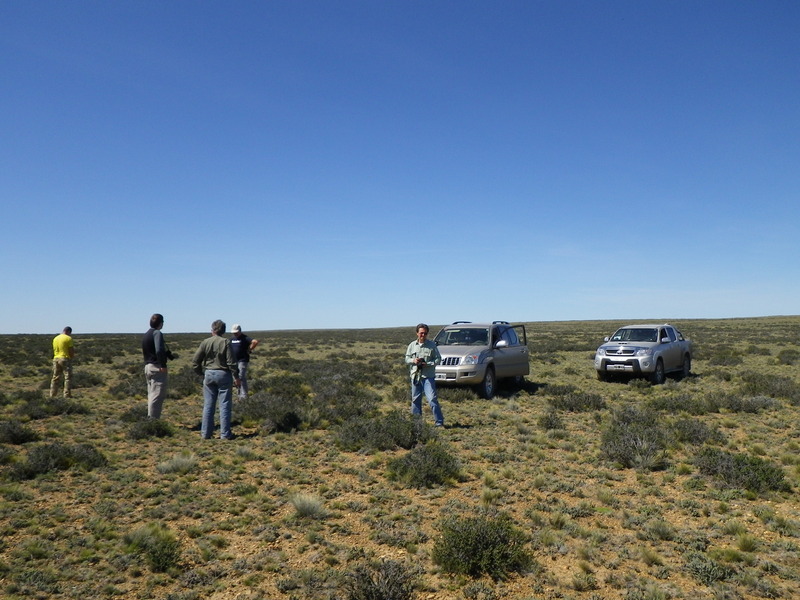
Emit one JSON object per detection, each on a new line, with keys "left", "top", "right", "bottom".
{"left": 594, "top": 323, "right": 691, "bottom": 384}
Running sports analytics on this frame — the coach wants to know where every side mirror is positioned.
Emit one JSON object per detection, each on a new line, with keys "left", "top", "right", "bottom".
{"left": 604, "top": 336, "right": 610, "bottom": 342}
{"left": 495, "top": 340, "right": 508, "bottom": 348}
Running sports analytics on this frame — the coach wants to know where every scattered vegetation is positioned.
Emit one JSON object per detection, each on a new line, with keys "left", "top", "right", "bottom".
{"left": 0, "top": 317, "right": 798, "bottom": 599}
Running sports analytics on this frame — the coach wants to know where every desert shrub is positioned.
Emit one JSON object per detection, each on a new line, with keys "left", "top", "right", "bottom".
{"left": 0, "top": 421, "right": 40, "bottom": 445}
{"left": 17, "top": 396, "right": 89, "bottom": 420}
{"left": 600, "top": 405, "right": 669, "bottom": 470}
{"left": 237, "top": 391, "right": 305, "bottom": 433}
{"left": 671, "top": 418, "right": 725, "bottom": 446}
{"left": 432, "top": 512, "right": 532, "bottom": 579}
{"left": 387, "top": 440, "right": 461, "bottom": 488}
{"left": 437, "top": 386, "right": 478, "bottom": 403}
{"left": 109, "top": 363, "right": 147, "bottom": 398}
{"left": 120, "top": 404, "right": 149, "bottom": 422}
{"left": 289, "top": 493, "right": 327, "bottom": 519}
{"left": 707, "top": 348, "right": 744, "bottom": 366}
{"left": 0, "top": 447, "right": 15, "bottom": 465}
{"left": 739, "top": 371, "right": 800, "bottom": 403}
{"left": 10, "top": 442, "right": 107, "bottom": 480}
{"left": 537, "top": 411, "right": 564, "bottom": 431}
{"left": 70, "top": 370, "right": 104, "bottom": 389}
{"left": 777, "top": 348, "right": 800, "bottom": 365}
{"left": 237, "top": 372, "right": 312, "bottom": 431}
{"left": 311, "top": 386, "right": 381, "bottom": 425}
{"left": 156, "top": 451, "right": 198, "bottom": 474}
{"left": 684, "top": 551, "right": 734, "bottom": 585}
{"left": 124, "top": 522, "right": 181, "bottom": 572}
{"left": 345, "top": 560, "right": 417, "bottom": 600}
{"left": 337, "top": 410, "right": 436, "bottom": 451}
{"left": 541, "top": 383, "right": 578, "bottom": 396}
{"left": 547, "top": 391, "right": 605, "bottom": 412}
{"left": 694, "top": 447, "right": 790, "bottom": 493}
{"left": 722, "top": 394, "right": 778, "bottom": 413}
{"left": 646, "top": 393, "right": 715, "bottom": 415}
{"left": 128, "top": 419, "right": 174, "bottom": 440}
{"left": 168, "top": 364, "right": 202, "bottom": 399}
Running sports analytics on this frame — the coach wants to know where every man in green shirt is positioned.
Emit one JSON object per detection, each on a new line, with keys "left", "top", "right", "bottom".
{"left": 404, "top": 323, "right": 444, "bottom": 427}
{"left": 192, "top": 320, "right": 240, "bottom": 440}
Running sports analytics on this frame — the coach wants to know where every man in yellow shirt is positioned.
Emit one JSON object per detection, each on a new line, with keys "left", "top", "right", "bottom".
{"left": 50, "top": 326, "right": 75, "bottom": 398}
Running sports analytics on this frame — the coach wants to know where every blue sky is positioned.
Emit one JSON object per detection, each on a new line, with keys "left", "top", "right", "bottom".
{"left": 2, "top": 1, "right": 798, "bottom": 334}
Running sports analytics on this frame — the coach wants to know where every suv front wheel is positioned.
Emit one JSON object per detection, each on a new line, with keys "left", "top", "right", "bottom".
{"left": 477, "top": 367, "right": 496, "bottom": 399}
{"left": 650, "top": 359, "right": 665, "bottom": 385}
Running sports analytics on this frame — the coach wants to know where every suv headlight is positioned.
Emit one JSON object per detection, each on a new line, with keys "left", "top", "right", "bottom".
{"left": 596, "top": 348, "right": 606, "bottom": 356}
{"left": 462, "top": 354, "right": 480, "bottom": 365}
{"left": 635, "top": 348, "right": 653, "bottom": 356}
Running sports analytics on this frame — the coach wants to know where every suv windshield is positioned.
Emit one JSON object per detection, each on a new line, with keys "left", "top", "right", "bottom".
{"left": 610, "top": 328, "right": 658, "bottom": 343}
{"left": 434, "top": 327, "right": 489, "bottom": 346}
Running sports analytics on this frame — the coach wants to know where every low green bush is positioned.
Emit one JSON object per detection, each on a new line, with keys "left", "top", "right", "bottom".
{"left": 600, "top": 405, "right": 669, "bottom": 470}
{"left": 128, "top": 419, "right": 174, "bottom": 440}
{"left": 547, "top": 391, "right": 605, "bottom": 412}
{"left": 345, "top": 560, "right": 417, "bottom": 600}
{"left": 337, "top": 410, "right": 435, "bottom": 451}
{"left": 167, "top": 364, "right": 201, "bottom": 399}
{"left": 537, "top": 411, "right": 564, "bottom": 431}
{"left": 694, "top": 447, "right": 790, "bottom": 493}
{"left": 671, "top": 418, "right": 725, "bottom": 446}
{"left": 0, "top": 421, "right": 40, "bottom": 445}
{"left": 777, "top": 348, "right": 800, "bottom": 365}
{"left": 10, "top": 442, "right": 107, "bottom": 480}
{"left": 387, "top": 440, "right": 461, "bottom": 488}
{"left": 432, "top": 512, "right": 532, "bottom": 579}
{"left": 16, "top": 396, "right": 89, "bottom": 420}
{"left": 684, "top": 551, "right": 734, "bottom": 585}
{"left": 739, "top": 371, "right": 800, "bottom": 404}
{"left": 124, "top": 522, "right": 181, "bottom": 572}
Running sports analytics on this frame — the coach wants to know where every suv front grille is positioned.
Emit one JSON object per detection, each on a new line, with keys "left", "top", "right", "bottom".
{"left": 441, "top": 357, "right": 461, "bottom": 366}
{"left": 609, "top": 348, "right": 635, "bottom": 356}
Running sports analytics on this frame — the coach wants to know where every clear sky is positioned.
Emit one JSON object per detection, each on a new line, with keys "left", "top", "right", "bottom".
{"left": 2, "top": 1, "right": 798, "bottom": 334}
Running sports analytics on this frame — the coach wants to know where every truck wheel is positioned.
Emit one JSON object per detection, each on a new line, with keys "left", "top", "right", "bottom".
{"left": 478, "top": 367, "right": 496, "bottom": 399}
{"left": 596, "top": 370, "right": 608, "bottom": 382}
{"left": 681, "top": 355, "right": 691, "bottom": 379}
{"left": 650, "top": 359, "right": 665, "bottom": 385}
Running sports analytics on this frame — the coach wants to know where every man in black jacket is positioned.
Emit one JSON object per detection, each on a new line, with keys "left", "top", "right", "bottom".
{"left": 142, "top": 313, "right": 172, "bottom": 419}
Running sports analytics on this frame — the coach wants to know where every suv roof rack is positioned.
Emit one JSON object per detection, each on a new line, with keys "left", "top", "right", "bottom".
{"left": 492, "top": 320, "right": 510, "bottom": 325}
{"left": 451, "top": 321, "right": 472, "bottom": 324}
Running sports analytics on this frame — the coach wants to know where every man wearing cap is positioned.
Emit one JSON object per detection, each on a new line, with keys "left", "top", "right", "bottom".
{"left": 230, "top": 324, "right": 259, "bottom": 400}
{"left": 50, "top": 326, "right": 74, "bottom": 398}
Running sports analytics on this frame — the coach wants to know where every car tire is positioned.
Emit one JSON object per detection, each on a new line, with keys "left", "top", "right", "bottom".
{"left": 681, "top": 355, "right": 691, "bottom": 379}
{"left": 596, "top": 370, "right": 608, "bottom": 382}
{"left": 650, "top": 359, "right": 665, "bottom": 385}
{"left": 478, "top": 367, "right": 496, "bottom": 399}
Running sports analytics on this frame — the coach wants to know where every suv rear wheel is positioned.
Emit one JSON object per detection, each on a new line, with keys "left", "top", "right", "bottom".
{"left": 477, "top": 367, "right": 496, "bottom": 399}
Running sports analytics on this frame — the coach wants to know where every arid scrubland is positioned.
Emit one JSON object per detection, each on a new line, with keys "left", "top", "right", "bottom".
{"left": 1, "top": 317, "right": 799, "bottom": 600}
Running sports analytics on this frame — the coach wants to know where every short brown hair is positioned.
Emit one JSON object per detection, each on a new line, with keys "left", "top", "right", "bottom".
{"left": 416, "top": 323, "right": 429, "bottom": 333}
{"left": 211, "top": 320, "right": 226, "bottom": 335}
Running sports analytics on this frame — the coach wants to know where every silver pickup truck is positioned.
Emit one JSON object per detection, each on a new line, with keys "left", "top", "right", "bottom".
{"left": 594, "top": 323, "right": 692, "bottom": 384}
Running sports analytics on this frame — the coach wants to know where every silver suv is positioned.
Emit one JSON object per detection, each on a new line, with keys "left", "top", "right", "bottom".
{"left": 433, "top": 321, "right": 529, "bottom": 399}
{"left": 594, "top": 323, "right": 692, "bottom": 384}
